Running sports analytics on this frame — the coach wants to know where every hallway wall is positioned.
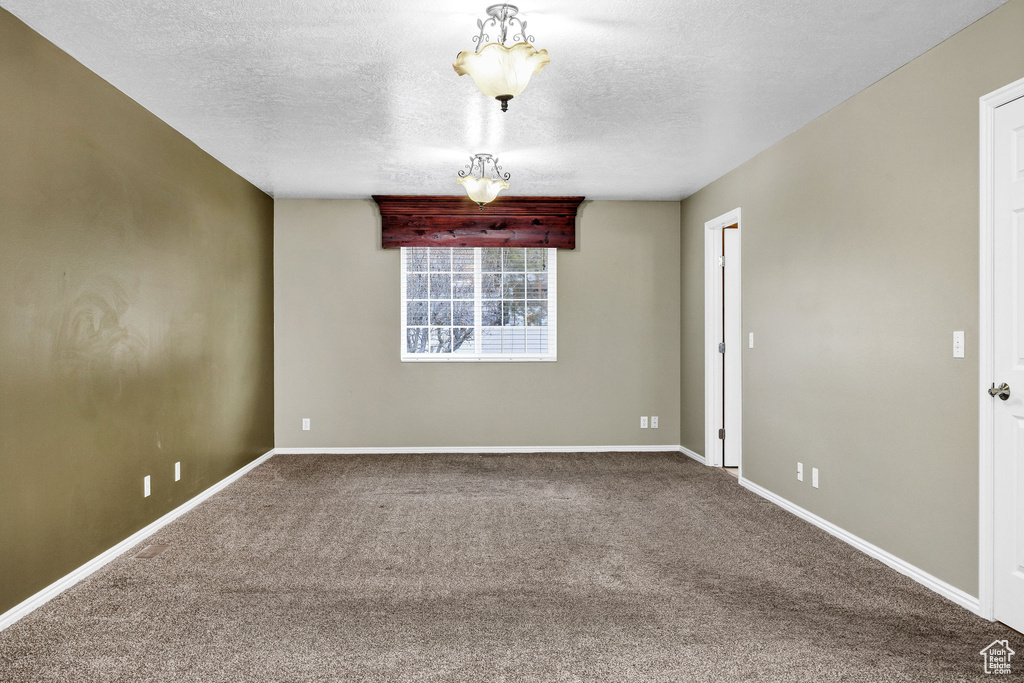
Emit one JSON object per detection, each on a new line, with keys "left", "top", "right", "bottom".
{"left": 679, "top": 0, "right": 1024, "bottom": 595}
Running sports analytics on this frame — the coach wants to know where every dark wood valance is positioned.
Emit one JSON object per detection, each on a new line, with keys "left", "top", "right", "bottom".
{"left": 373, "top": 195, "right": 585, "bottom": 249}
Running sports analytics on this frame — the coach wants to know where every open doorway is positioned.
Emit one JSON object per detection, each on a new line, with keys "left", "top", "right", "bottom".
{"left": 704, "top": 209, "right": 742, "bottom": 475}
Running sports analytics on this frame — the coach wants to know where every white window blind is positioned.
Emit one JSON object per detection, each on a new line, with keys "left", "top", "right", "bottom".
{"left": 401, "top": 247, "right": 557, "bottom": 362}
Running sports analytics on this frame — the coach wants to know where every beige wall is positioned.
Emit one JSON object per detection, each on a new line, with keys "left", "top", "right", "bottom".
{"left": 275, "top": 199, "right": 680, "bottom": 449}
{"left": 680, "top": 0, "right": 1024, "bottom": 595}
{"left": 0, "top": 9, "right": 274, "bottom": 615}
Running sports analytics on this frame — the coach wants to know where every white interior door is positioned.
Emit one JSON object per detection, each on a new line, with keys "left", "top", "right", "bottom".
{"left": 993, "top": 93, "right": 1024, "bottom": 632}
{"left": 723, "top": 227, "right": 741, "bottom": 467}
{"left": 704, "top": 210, "right": 742, "bottom": 470}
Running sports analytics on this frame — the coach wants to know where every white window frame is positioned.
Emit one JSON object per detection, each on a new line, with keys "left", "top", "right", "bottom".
{"left": 400, "top": 247, "right": 557, "bottom": 362}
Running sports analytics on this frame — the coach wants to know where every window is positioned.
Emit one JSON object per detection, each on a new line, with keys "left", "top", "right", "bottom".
{"left": 401, "top": 247, "right": 556, "bottom": 361}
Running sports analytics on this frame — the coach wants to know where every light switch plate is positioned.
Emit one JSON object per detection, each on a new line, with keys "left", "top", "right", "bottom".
{"left": 953, "top": 331, "right": 964, "bottom": 359}
{"left": 797, "top": 462, "right": 803, "bottom": 481}
{"left": 749, "top": 332, "right": 754, "bottom": 349}
{"left": 144, "top": 475, "right": 151, "bottom": 498}
{"left": 651, "top": 416, "right": 659, "bottom": 429}
{"left": 812, "top": 468, "right": 819, "bottom": 488}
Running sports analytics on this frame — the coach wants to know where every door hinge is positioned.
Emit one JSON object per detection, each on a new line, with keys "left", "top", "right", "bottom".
{"left": 718, "top": 342, "right": 726, "bottom": 353}
{"left": 717, "top": 255, "right": 726, "bottom": 267}
{"left": 718, "top": 428, "right": 725, "bottom": 440}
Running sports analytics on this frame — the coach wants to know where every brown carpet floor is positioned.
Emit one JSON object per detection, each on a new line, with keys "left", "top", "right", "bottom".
{"left": 0, "top": 452, "right": 1017, "bottom": 681}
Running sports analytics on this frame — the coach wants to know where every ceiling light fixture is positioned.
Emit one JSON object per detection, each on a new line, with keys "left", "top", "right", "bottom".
{"left": 456, "top": 153, "right": 510, "bottom": 208}
{"left": 453, "top": 4, "right": 549, "bottom": 112}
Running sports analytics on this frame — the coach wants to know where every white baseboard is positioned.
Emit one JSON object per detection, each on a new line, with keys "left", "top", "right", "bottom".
{"left": 739, "top": 477, "right": 981, "bottom": 615}
{"left": 274, "top": 445, "right": 684, "bottom": 455}
{"left": 679, "top": 445, "right": 706, "bottom": 465}
{"left": 0, "top": 448, "right": 277, "bottom": 632}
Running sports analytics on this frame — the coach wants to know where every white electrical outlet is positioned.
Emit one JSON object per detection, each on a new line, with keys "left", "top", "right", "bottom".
{"left": 302, "top": 418, "right": 310, "bottom": 431}
{"left": 797, "top": 462, "right": 803, "bottom": 481}
{"left": 143, "top": 475, "right": 151, "bottom": 498}
{"left": 651, "top": 416, "right": 659, "bottom": 429}
{"left": 174, "top": 462, "right": 181, "bottom": 482}
{"left": 812, "top": 468, "right": 819, "bottom": 488}
{"left": 749, "top": 332, "right": 754, "bottom": 349}
{"left": 953, "top": 331, "right": 964, "bottom": 359}
{"left": 640, "top": 416, "right": 648, "bottom": 429}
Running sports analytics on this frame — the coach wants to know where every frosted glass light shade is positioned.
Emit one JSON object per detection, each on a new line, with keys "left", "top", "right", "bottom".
{"left": 456, "top": 175, "right": 510, "bottom": 207}
{"left": 453, "top": 42, "right": 550, "bottom": 105}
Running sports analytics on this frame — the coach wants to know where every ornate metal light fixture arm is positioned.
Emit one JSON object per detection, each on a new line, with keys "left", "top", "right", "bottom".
{"left": 471, "top": 19, "right": 491, "bottom": 51}
{"left": 491, "top": 158, "right": 511, "bottom": 182}
{"left": 511, "top": 19, "right": 534, "bottom": 44}
{"left": 457, "top": 155, "right": 478, "bottom": 179}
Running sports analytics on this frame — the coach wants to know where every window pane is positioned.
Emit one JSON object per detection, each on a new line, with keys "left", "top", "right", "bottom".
{"left": 527, "top": 301, "right": 547, "bottom": 326}
{"left": 502, "top": 248, "right": 525, "bottom": 271}
{"left": 526, "top": 327, "right": 548, "bottom": 353}
{"left": 482, "top": 273, "right": 501, "bottom": 299}
{"left": 430, "top": 301, "right": 452, "bottom": 325}
{"left": 480, "top": 327, "right": 529, "bottom": 353}
{"left": 429, "top": 248, "right": 452, "bottom": 272}
{"left": 452, "top": 273, "right": 474, "bottom": 299}
{"left": 526, "top": 248, "right": 547, "bottom": 272}
{"left": 451, "top": 328, "right": 475, "bottom": 353}
{"left": 407, "top": 273, "right": 428, "bottom": 300}
{"left": 482, "top": 248, "right": 501, "bottom": 271}
{"left": 406, "top": 327, "right": 430, "bottom": 354}
{"left": 527, "top": 273, "right": 548, "bottom": 299}
{"left": 503, "top": 273, "right": 525, "bottom": 299}
{"left": 502, "top": 327, "right": 526, "bottom": 353}
{"left": 430, "top": 273, "right": 451, "bottom": 299}
{"left": 452, "top": 248, "right": 475, "bottom": 272}
{"left": 482, "top": 301, "right": 502, "bottom": 326}
{"left": 430, "top": 327, "right": 451, "bottom": 353}
{"left": 452, "top": 301, "right": 473, "bottom": 326}
{"left": 504, "top": 300, "right": 525, "bottom": 326}
{"left": 407, "top": 248, "right": 428, "bottom": 272}
{"left": 481, "top": 328, "right": 502, "bottom": 353}
{"left": 407, "top": 301, "right": 428, "bottom": 326}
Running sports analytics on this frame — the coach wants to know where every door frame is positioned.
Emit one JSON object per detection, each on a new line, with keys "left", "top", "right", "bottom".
{"left": 979, "top": 76, "right": 1024, "bottom": 622}
{"left": 704, "top": 208, "right": 742, "bottom": 470}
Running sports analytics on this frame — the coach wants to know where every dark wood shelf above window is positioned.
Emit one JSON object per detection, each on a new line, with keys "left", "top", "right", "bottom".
{"left": 373, "top": 195, "right": 585, "bottom": 249}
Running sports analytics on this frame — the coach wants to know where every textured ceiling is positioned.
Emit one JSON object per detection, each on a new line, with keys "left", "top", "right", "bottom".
{"left": 2, "top": 0, "right": 1009, "bottom": 200}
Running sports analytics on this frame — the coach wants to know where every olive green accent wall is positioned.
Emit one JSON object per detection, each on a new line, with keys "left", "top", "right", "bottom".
{"left": 0, "top": 9, "right": 274, "bottom": 615}
{"left": 275, "top": 199, "right": 680, "bottom": 449}
{"left": 680, "top": 0, "right": 1024, "bottom": 595}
